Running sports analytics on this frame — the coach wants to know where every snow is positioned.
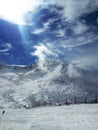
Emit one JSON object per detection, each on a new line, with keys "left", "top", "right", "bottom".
{"left": 0, "top": 60, "right": 98, "bottom": 129}
{"left": 0, "top": 104, "right": 98, "bottom": 130}
{"left": 0, "top": 59, "right": 98, "bottom": 108}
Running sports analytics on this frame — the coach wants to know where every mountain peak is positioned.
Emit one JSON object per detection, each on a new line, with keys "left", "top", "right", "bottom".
{"left": 0, "top": 59, "right": 98, "bottom": 108}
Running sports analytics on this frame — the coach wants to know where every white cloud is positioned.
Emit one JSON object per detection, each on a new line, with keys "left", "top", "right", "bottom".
{"left": 1, "top": 0, "right": 97, "bottom": 25}
{"left": 31, "top": 28, "right": 45, "bottom": 34}
{"left": 60, "top": 34, "right": 98, "bottom": 49}
{"left": 46, "top": 0, "right": 98, "bottom": 22}
{"left": 72, "top": 55, "right": 98, "bottom": 70}
{"left": 43, "top": 19, "right": 57, "bottom": 29}
{"left": 63, "top": 0, "right": 90, "bottom": 21}
{"left": 33, "top": 44, "right": 52, "bottom": 61}
{"left": 0, "top": 43, "right": 12, "bottom": 53}
{"left": 31, "top": 44, "right": 56, "bottom": 70}
{"left": 29, "top": 0, "right": 98, "bottom": 71}
{"left": 72, "top": 23, "right": 88, "bottom": 35}
{"left": 55, "top": 29, "right": 65, "bottom": 37}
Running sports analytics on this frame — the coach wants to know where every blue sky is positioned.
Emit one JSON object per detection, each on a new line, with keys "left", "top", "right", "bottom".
{"left": 0, "top": 0, "right": 98, "bottom": 71}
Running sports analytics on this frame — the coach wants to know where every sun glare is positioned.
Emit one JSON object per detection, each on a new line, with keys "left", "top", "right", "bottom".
{"left": 0, "top": 0, "right": 38, "bottom": 25}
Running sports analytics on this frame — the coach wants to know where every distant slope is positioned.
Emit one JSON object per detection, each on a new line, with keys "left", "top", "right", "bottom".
{"left": 0, "top": 59, "right": 98, "bottom": 108}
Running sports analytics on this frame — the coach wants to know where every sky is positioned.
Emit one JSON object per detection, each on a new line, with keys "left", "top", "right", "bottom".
{"left": 0, "top": 0, "right": 98, "bottom": 71}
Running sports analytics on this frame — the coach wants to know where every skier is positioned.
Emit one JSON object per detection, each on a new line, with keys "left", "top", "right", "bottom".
{"left": 2, "top": 110, "right": 5, "bottom": 114}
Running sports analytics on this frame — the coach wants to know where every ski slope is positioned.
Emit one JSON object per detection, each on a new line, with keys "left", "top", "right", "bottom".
{"left": 0, "top": 104, "right": 98, "bottom": 130}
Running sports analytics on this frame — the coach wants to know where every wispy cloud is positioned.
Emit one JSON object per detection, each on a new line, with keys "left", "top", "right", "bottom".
{"left": 72, "top": 22, "right": 89, "bottom": 35}
{"left": 72, "top": 55, "right": 98, "bottom": 70}
{"left": 28, "top": 0, "right": 98, "bottom": 71}
{"left": 48, "top": 0, "right": 98, "bottom": 21}
{"left": 31, "top": 28, "right": 45, "bottom": 34}
{"left": 61, "top": 34, "right": 98, "bottom": 49}
{"left": 0, "top": 42, "right": 12, "bottom": 53}
{"left": 1, "top": 0, "right": 97, "bottom": 69}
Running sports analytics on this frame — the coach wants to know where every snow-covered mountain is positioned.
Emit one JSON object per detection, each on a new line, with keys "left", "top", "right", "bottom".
{"left": 0, "top": 59, "right": 98, "bottom": 108}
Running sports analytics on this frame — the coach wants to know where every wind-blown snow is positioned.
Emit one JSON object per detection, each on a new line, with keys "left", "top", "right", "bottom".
{"left": 0, "top": 59, "right": 98, "bottom": 108}
{"left": 66, "top": 64, "right": 81, "bottom": 78}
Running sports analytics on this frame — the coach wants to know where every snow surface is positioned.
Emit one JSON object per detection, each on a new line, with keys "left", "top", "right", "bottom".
{"left": 0, "top": 104, "right": 98, "bottom": 130}
{"left": 0, "top": 59, "right": 98, "bottom": 108}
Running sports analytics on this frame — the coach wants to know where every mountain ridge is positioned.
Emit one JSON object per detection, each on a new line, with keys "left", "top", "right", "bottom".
{"left": 0, "top": 59, "right": 98, "bottom": 108}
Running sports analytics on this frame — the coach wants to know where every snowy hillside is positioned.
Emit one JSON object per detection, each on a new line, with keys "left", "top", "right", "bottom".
{"left": 0, "top": 59, "right": 98, "bottom": 108}
{"left": 0, "top": 104, "right": 98, "bottom": 130}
